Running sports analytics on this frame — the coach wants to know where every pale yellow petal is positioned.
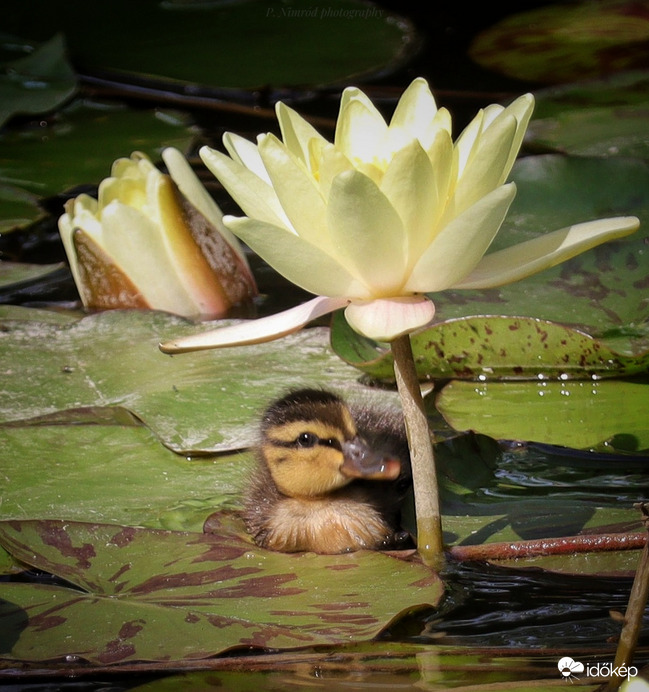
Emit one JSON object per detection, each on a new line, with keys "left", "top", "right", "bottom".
{"left": 257, "top": 134, "right": 329, "bottom": 246}
{"left": 389, "top": 77, "right": 438, "bottom": 135}
{"left": 222, "top": 132, "right": 271, "bottom": 183}
{"left": 379, "top": 139, "right": 438, "bottom": 264}
{"left": 406, "top": 183, "right": 517, "bottom": 292}
{"left": 344, "top": 295, "right": 436, "bottom": 341}
{"left": 160, "top": 295, "right": 350, "bottom": 353}
{"left": 225, "top": 216, "right": 370, "bottom": 298}
{"left": 327, "top": 169, "right": 406, "bottom": 295}
{"left": 200, "top": 145, "right": 291, "bottom": 230}
{"left": 335, "top": 91, "right": 388, "bottom": 166}
{"left": 447, "top": 113, "right": 517, "bottom": 220}
{"left": 100, "top": 178, "right": 228, "bottom": 317}
{"left": 452, "top": 216, "right": 640, "bottom": 289}
{"left": 453, "top": 108, "right": 485, "bottom": 179}
{"left": 494, "top": 93, "right": 534, "bottom": 183}
{"left": 276, "top": 101, "right": 328, "bottom": 168}
{"left": 313, "top": 140, "right": 354, "bottom": 199}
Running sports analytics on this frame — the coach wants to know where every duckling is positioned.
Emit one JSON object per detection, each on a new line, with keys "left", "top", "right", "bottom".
{"left": 243, "top": 388, "right": 413, "bottom": 554}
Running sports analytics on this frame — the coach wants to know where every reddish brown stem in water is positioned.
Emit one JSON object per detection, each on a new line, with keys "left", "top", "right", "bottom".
{"left": 449, "top": 532, "right": 647, "bottom": 562}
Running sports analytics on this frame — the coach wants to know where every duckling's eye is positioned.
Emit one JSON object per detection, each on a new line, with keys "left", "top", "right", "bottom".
{"left": 296, "top": 432, "right": 318, "bottom": 448}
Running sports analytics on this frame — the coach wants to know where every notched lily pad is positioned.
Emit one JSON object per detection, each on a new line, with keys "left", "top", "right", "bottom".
{"left": 0, "top": 519, "right": 442, "bottom": 665}
{"left": 0, "top": 306, "right": 402, "bottom": 453}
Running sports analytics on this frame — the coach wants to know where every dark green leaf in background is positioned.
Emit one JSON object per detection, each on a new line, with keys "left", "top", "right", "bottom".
{"left": 0, "top": 101, "right": 194, "bottom": 198}
{"left": 3, "top": 0, "right": 418, "bottom": 92}
{"left": 0, "top": 33, "right": 77, "bottom": 129}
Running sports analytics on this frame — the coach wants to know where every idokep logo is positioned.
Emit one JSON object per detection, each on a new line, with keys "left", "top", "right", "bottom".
{"left": 557, "top": 656, "right": 639, "bottom": 683}
{"left": 558, "top": 657, "right": 584, "bottom": 681}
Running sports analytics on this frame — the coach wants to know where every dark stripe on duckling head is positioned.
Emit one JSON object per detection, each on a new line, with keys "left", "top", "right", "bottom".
{"left": 261, "top": 389, "right": 357, "bottom": 440}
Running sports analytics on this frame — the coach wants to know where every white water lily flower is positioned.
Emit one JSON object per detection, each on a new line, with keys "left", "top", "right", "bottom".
{"left": 59, "top": 149, "right": 257, "bottom": 319}
{"left": 160, "top": 78, "right": 639, "bottom": 352}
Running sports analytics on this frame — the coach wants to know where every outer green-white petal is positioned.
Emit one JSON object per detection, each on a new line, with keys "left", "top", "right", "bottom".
{"left": 452, "top": 216, "right": 641, "bottom": 289}
{"left": 225, "top": 215, "right": 370, "bottom": 298}
{"left": 344, "top": 296, "right": 436, "bottom": 342}
{"left": 327, "top": 170, "right": 406, "bottom": 294}
{"left": 200, "top": 146, "right": 291, "bottom": 230}
{"left": 406, "top": 183, "right": 517, "bottom": 293}
{"left": 160, "top": 295, "right": 349, "bottom": 352}
{"left": 257, "top": 134, "right": 329, "bottom": 247}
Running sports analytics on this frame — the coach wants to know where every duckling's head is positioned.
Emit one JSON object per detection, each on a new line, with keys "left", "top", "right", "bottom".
{"left": 259, "top": 389, "right": 402, "bottom": 498}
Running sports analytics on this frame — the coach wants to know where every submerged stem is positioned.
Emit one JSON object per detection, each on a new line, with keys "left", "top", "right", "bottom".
{"left": 391, "top": 333, "right": 444, "bottom": 569}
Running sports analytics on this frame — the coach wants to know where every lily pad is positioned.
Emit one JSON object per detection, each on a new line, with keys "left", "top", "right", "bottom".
{"left": 469, "top": 0, "right": 649, "bottom": 84}
{"left": 0, "top": 306, "right": 402, "bottom": 453}
{"left": 0, "top": 100, "right": 194, "bottom": 200}
{"left": 0, "top": 519, "right": 442, "bottom": 664}
{"left": 0, "top": 182, "right": 43, "bottom": 232}
{"left": 331, "top": 312, "right": 649, "bottom": 381}
{"left": 4, "top": 0, "right": 418, "bottom": 93}
{"left": 0, "top": 416, "right": 249, "bottom": 530}
{"left": 526, "top": 104, "right": 649, "bottom": 159}
{"left": 532, "top": 70, "right": 649, "bottom": 116}
{"left": 436, "top": 379, "right": 649, "bottom": 452}
{"left": 0, "top": 260, "right": 65, "bottom": 288}
{"left": 0, "top": 33, "right": 77, "bottom": 129}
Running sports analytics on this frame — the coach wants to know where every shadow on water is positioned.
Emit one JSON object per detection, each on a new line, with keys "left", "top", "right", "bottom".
{"left": 407, "top": 559, "right": 646, "bottom": 650}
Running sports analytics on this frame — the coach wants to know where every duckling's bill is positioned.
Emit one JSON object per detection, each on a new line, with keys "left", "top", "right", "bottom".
{"left": 340, "top": 438, "right": 401, "bottom": 481}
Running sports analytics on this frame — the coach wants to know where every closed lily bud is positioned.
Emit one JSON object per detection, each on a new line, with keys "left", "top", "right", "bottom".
{"left": 58, "top": 148, "right": 257, "bottom": 319}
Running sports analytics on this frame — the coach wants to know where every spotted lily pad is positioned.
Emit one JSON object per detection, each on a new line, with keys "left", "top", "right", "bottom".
{"left": 469, "top": 0, "right": 649, "bottom": 84}
{"left": 0, "top": 519, "right": 442, "bottom": 664}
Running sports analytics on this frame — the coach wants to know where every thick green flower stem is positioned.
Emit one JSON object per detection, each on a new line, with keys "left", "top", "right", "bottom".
{"left": 391, "top": 333, "right": 445, "bottom": 570}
